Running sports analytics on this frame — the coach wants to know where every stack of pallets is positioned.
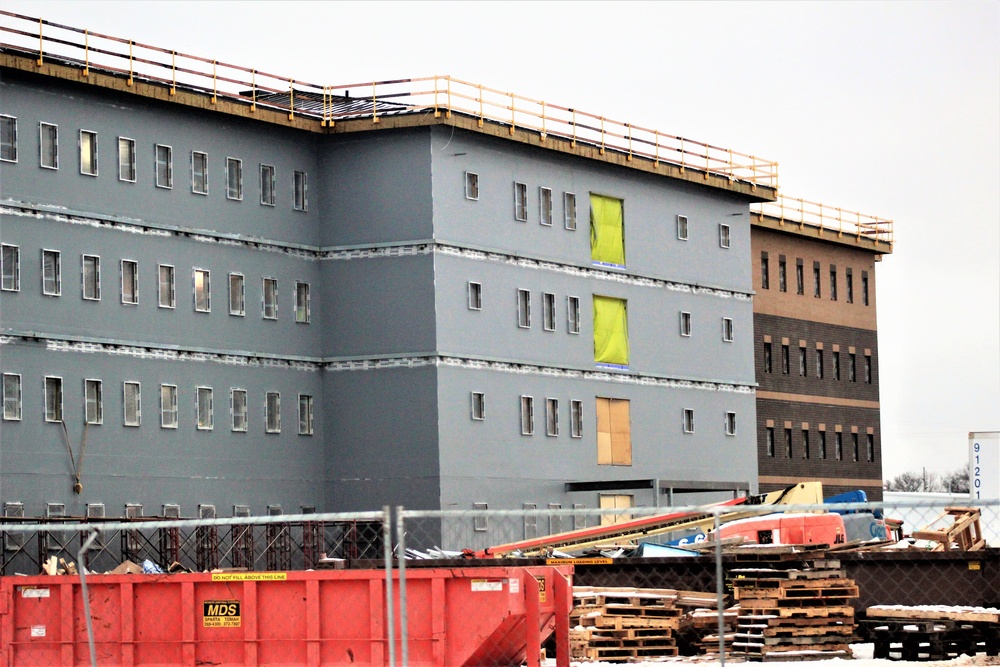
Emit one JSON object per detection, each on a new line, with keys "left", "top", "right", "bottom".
{"left": 570, "top": 586, "right": 682, "bottom": 662}
{"left": 683, "top": 607, "right": 739, "bottom": 656}
{"left": 729, "top": 548, "right": 858, "bottom": 661}
{"left": 863, "top": 606, "right": 1000, "bottom": 661}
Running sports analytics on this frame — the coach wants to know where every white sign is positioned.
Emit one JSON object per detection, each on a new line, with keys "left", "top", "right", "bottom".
{"left": 30, "top": 626, "right": 46, "bottom": 638}
{"left": 970, "top": 431, "right": 1000, "bottom": 500}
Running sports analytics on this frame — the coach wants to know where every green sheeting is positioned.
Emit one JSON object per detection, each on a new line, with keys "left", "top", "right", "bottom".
{"left": 590, "top": 194, "right": 625, "bottom": 266}
{"left": 593, "top": 295, "right": 629, "bottom": 366}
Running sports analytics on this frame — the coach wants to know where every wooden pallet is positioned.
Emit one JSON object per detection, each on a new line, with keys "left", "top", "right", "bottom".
{"left": 739, "top": 604, "right": 854, "bottom": 619}
{"left": 736, "top": 583, "right": 859, "bottom": 601}
{"left": 738, "top": 623, "right": 854, "bottom": 638}
{"left": 911, "top": 507, "right": 986, "bottom": 551}
{"left": 576, "top": 645, "right": 679, "bottom": 661}
{"left": 867, "top": 605, "right": 1000, "bottom": 624}
{"left": 738, "top": 648, "right": 852, "bottom": 662}
{"left": 577, "top": 614, "right": 679, "bottom": 630}
{"left": 570, "top": 627, "right": 671, "bottom": 642}
{"left": 733, "top": 641, "right": 851, "bottom": 654}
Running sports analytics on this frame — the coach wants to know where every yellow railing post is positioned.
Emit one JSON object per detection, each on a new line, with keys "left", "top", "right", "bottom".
{"left": 170, "top": 51, "right": 176, "bottom": 96}
{"left": 433, "top": 75, "right": 440, "bottom": 118}
{"left": 705, "top": 146, "right": 710, "bottom": 180}
{"left": 540, "top": 101, "right": 546, "bottom": 142}
{"left": 478, "top": 84, "right": 484, "bottom": 128}
{"left": 446, "top": 77, "right": 452, "bottom": 118}
{"left": 372, "top": 81, "right": 379, "bottom": 124}
{"left": 82, "top": 29, "right": 89, "bottom": 77}
{"left": 211, "top": 60, "right": 217, "bottom": 104}
{"left": 654, "top": 130, "right": 659, "bottom": 167}
{"left": 127, "top": 40, "right": 134, "bottom": 86}
{"left": 600, "top": 116, "right": 605, "bottom": 155}
{"left": 728, "top": 148, "right": 734, "bottom": 181}
{"left": 799, "top": 198, "right": 806, "bottom": 231}
{"left": 289, "top": 79, "right": 295, "bottom": 121}
{"left": 37, "top": 17, "right": 43, "bottom": 66}
{"left": 626, "top": 124, "right": 632, "bottom": 162}
{"left": 250, "top": 69, "right": 256, "bottom": 112}
{"left": 680, "top": 137, "right": 685, "bottom": 172}
{"left": 509, "top": 91, "right": 515, "bottom": 135}
{"left": 571, "top": 109, "right": 577, "bottom": 148}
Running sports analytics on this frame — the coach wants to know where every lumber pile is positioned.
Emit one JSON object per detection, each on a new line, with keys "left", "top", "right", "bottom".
{"left": 729, "top": 547, "right": 858, "bottom": 661}
{"left": 912, "top": 507, "right": 985, "bottom": 551}
{"left": 570, "top": 586, "right": 682, "bottom": 662}
{"left": 863, "top": 605, "right": 1000, "bottom": 661}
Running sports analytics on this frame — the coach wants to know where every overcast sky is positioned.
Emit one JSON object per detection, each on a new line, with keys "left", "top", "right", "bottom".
{"left": 5, "top": 1, "right": 998, "bottom": 483}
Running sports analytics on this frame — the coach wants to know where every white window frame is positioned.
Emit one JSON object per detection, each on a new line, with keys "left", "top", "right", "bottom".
{"left": 160, "top": 384, "right": 178, "bottom": 428}
{"left": 226, "top": 157, "right": 243, "bottom": 201}
{"left": 118, "top": 137, "right": 136, "bottom": 182}
{"left": 520, "top": 395, "right": 534, "bottom": 435}
{"left": 82, "top": 254, "right": 101, "bottom": 301}
{"left": 517, "top": 289, "right": 531, "bottom": 328}
{"left": 196, "top": 386, "right": 213, "bottom": 430}
{"left": 473, "top": 503, "right": 488, "bottom": 532}
{"left": 262, "top": 277, "right": 278, "bottom": 320}
{"left": 722, "top": 317, "right": 734, "bottom": 342}
{"left": 293, "top": 170, "right": 308, "bottom": 211}
{"left": 683, "top": 408, "right": 695, "bottom": 434}
{"left": 260, "top": 164, "right": 276, "bottom": 206}
{"left": 229, "top": 272, "right": 245, "bottom": 316}
{"left": 1, "top": 244, "right": 20, "bottom": 291}
{"left": 121, "top": 259, "right": 138, "bottom": 305}
{"left": 514, "top": 182, "right": 527, "bottom": 221}
{"left": 567, "top": 295, "right": 580, "bottom": 334}
{"left": 298, "top": 394, "right": 314, "bottom": 435}
{"left": 676, "top": 215, "right": 689, "bottom": 241}
{"left": 42, "top": 249, "right": 61, "bottom": 296}
{"left": 719, "top": 223, "right": 731, "bottom": 249}
{"left": 539, "top": 187, "right": 553, "bottom": 226}
{"left": 545, "top": 398, "right": 559, "bottom": 437}
{"left": 231, "top": 388, "right": 248, "bottom": 432}
{"left": 523, "top": 503, "right": 538, "bottom": 539}
{"left": 470, "top": 391, "right": 485, "bottom": 421}
{"left": 79, "top": 129, "right": 98, "bottom": 176}
{"left": 39, "top": 122, "right": 58, "bottom": 169}
{"left": 570, "top": 399, "right": 583, "bottom": 438}
{"left": 467, "top": 281, "right": 482, "bottom": 311}
{"left": 44, "top": 375, "right": 63, "bottom": 422}
{"left": 123, "top": 381, "right": 141, "bottom": 427}
{"left": 564, "top": 192, "right": 577, "bottom": 230}
{"left": 680, "top": 311, "right": 692, "bottom": 337}
{"left": 158, "top": 264, "right": 176, "bottom": 309}
{"left": 265, "top": 391, "right": 281, "bottom": 433}
{"left": 295, "top": 281, "right": 311, "bottom": 323}
{"left": 155, "top": 144, "right": 173, "bottom": 189}
{"left": 193, "top": 268, "right": 211, "bottom": 312}
{"left": 191, "top": 150, "right": 208, "bottom": 194}
{"left": 725, "top": 411, "right": 737, "bottom": 436}
{"left": 465, "top": 171, "right": 479, "bottom": 200}
{"left": 542, "top": 292, "right": 556, "bottom": 332}
{"left": 0, "top": 114, "right": 17, "bottom": 163}
{"left": 3, "top": 373, "right": 22, "bottom": 421}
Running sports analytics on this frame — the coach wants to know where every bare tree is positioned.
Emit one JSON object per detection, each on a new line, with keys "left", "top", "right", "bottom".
{"left": 884, "top": 470, "right": 939, "bottom": 492}
{"left": 941, "top": 467, "right": 971, "bottom": 494}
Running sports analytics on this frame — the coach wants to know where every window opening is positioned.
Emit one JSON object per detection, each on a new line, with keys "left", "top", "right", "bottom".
{"left": 467, "top": 282, "right": 482, "bottom": 310}
{"left": 520, "top": 396, "right": 534, "bottom": 435}
{"left": 0, "top": 115, "right": 17, "bottom": 162}
{"left": 155, "top": 144, "right": 173, "bottom": 188}
{"left": 570, "top": 399, "right": 583, "bottom": 438}
{"left": 298, "top": 395, "right": 314, "bottom": 435}
{"left": 594, "top": 295, "right": 628, "bottom": 367}
{"left": 567, "top": 296, "right": 581, "bottom": 334}
{"left": 123, "top": 381, "right": 141, "bottom": 426}
{"left": 158, "top": 264, "right": 176, "bottom": 308}
{"left": 82, "top": 254, "right": 101, "bottom": 300}
{"left": 680, "top": 311, "right": 692, "bottom": 337}
{"left": 197, "top": 387, "right": 213, "bottom": 430}
{"left": 121, "top": 260, "right": 138, "bottom": 305}
{"left": 545, "top": 398, "right": 559, "bottom": 436}
{"left": 543, "top": 292, "right": 556, "bottom": 331}
{"left": 45, "top": 376, "right": 63, "bottom": 422}
{"left": 471, "top": 392, "right": 485, "bottom": 421}
{"left": 266, "top": 392, "right": 281, "bottom": 433}
{"left": 465, "top": 172, "right": 479, "bottom": 200}
{"left": 517, "top": 289, "right": 531, "bottom": 328}
{"left": 226, "top": 157, "right": 243, "bottom": 200}
{"left": 40, "top": 122, "right": 58, "bottom": 169}
{"left": 191, "top": 151, "right": 208, "bottom": 194}
{"left": 194, "top": 269, "right": 210, "bottom": 312}
{"left": 2, "top": 244, "right": 20, "bottom": 291}
{"left": 564, "top": 192, "right": 577, "bottom": 230}
{"left": 79, "top": 130, "right": 98, "bottom": 176}
{"left": 231, "top": 389, "right": 248, "bottom": 432}
{"left": 3, "top": 374, "right": 22, "bottom": 421}
{"left": 719, "top": 224, "right": 731, "bottom": 248}
{"left": 260, "top": 164, "right": 276, "bottom": 205}
{"left": 118, "top": 137, "right": 136, "bottom": 181}
{"left": 293, "top": 171, "right": 308, "bottom": 211}
{"left": 514, "top": 182, "right": 527, "bottom": 221}
{"left": 539, "top": 187, "right": 553, "bottom": 225}
{"left": 295, "top": 282, "right": 311, "bottom": 323}
{"left": 590, "top": 193, "right": 625, "bottom": 266}
{"left": 229, "top": 273, "right": 245, "bottom": 316}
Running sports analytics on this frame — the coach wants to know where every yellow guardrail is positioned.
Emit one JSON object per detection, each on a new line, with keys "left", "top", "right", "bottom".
{"left": 0, "top": 11, "right": 778, "bottom": 189}
{"left": 752, "top": 195, "right": 893, "bottom": 248}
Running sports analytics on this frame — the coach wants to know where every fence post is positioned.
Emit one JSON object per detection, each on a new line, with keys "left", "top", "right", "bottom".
{"left": 382, "top": 506, "right": 396, "bottom": 667}
{"left": 396, "top": 506, "right": 409, "bottom": 667}
{"left": 77, "top": 528, "right": 102, "bottom": 667}
{"left": 715, "top": 508, "right": 726, "bottom": 665}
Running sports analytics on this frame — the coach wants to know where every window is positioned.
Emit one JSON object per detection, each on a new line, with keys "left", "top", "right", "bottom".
{"left": 596, "top": 397, "right": 631, "bottom": 466}
{"left": 865, "top": 354, "right": 872, "bottom": 384}
{"left": 760, "top": 252, "right": 769, "bottom": 289}
{"left": 567, "top": 296, "right": 581, "bottom": 334}
{"left": 543, "top": 292, "right": 556, "bottom": 331}
{"left": 594, "top": 295, "right": 628, "bottom": 366}
{"left": 473, "top": 503, "right": 488, "bottom": 532}
{"left": 517, "top": 289, "right": 531, "bottom": 328}
{"left": 680, "top": 311, "right": 692, "bottom": 337}
{"left": 599, "top": 494, "right": 633, "bottom": 527}
{"left": 160, "top": 384, "right": 177, "bottom": 428}
{"left": 82, "top": 254, "right": 101, "bottom": 301}
{"left": 796, "top": 259, "right": 804, "bottom": 295}
{"left": 846, "top": 269, "right": 854, "bottom": 303}
{"left": 819, "top": 431, "right": 827, "bottom": 459}
{"left": 464, "top": 171, "right": 479, "bottom": 200}
{"left": 785, "top": 428, "right": 793, "bottom": 457}
{"left": 123, "top": 381, "right": 140, "bottom": 426}
{"left": 676, "top": 214, "right": 688, "bottom": 241}
{"left": 590, "top": 194, "right": 625, "bottom": 266}
{"left": 3, "top": 374, "right": 22, "bottom": 421}
{"left": 813, "top": 262, "right": 821, "bottom": 298}
{"left": 867, "top": 433, "right": 875, "bottom": 462}
{"left": 40, "top": 122, "right": 58, "bottom": 169}
{"left": 293, "top": 171, "right": 308, "bottom": 211}
{"left": 766, "top": 427, "right": 775, "bottom": 457}
{"left": 833, "top": 351, "right": 841, "bottom": 380}
{"left": 262, "top": 277, "right": 278, "bottom": 319}
{"left": 191, "top": 151, "right": 208, "bottom": 194}
{"left": 802, "top": 430, "right": 810, "bottom": 458}
{"left": 2, "top": 244, "right": 19, "bottom": 291}
{"left": 0, "top": 115, "right": 17, "bottom": 162}
{"left": 549, "top": 503, "right": 563, "bottom": 534}
{"left": 229, "top": 273, "right": 245, "bottom": 316}
{"left": 725, "top": 412, "right": 737, "bottom": 436}
{"left": 298, "top": 395, "right": 314, "bottom": 435}
{"left": 158, "top": 265, "right": 176, "bottom": 308}
{"left": 155, "top": 144, "right": 173, "bottom": 188}
{"left": 816, "top": 349, "right": 824, "bottom": 378}
{"left": 763, "top": 342, "right": 772, "bottom": 373}
{"left": 520, "top": 395, "right": 534, "bottom": 435}
{"left": 196, "top": 387, "right": 213, "bottom": 430}
{"left": 260, "top": 164, "right": 276, "bottom": 205}
{"left": 44, "top": 376, "right": 63, "bottom": 422}
{"left": 295, "top": 282, "right": 311, "bottom": 323}
{"left": 467, "top": 282, "right": 482, "bottom": 310}
{"left": 683, "top": 408, "right": 695, "bottom": 434}
{"left": 539, "top": 187, "right": 553, "bottom": 225}
{"left": 719, "top": 224, "right": 731, "bottom": 248}
{"left": 570, "top": 399, "right": 583, "bottom": 438}
{"left": 781, "top": 344, "right": 790, "bottom": 374}
{"left": 564, "top": 192, "right": 577, "bottom": 230}
{"left": 799, "top": 346, "right": 807, "bottom": 377}
{"left": 523, "top": 503, "right": 538, "bottom": 539}
{"left": 852, "top": 433, "right": 860, "bottom": 461}
{"left": 470, "top": 392, "right": 485, "bottom": 421}
{"left": 231, "top": 389, "right": 248, "bottom": 432}
{"left": 193, "top": 269, "right": 210, "bottom": 312}
{"left": 830, "top": 266, "right": 838, "bottom": 301}
{"left": 118, "top": 137, "right": 136, "bottom": 181}
{"left": 226, "top": 158, "right": 243, "bottom": 200}
{"left": 121, "top": 260, "right": 138, "bottom": 305}
{"left": 265, "top": 392, "right": 281, "bottom": 433}
{"left": 849, "top": 352, "right": 857, "bottom": 382}
{"left": 79, "top": 130, "right": 98, "bottom": 176}
{"left": 779, "top": 257, "right": 787, "bottom": 292}
{"left": 722, "top": 318, "right": 734, "bottom": 342}
{"left": 514, "top": 182, "right": 527, "bottom": 221}
{"left": 862, "top": 271, "right": 870, "bottom": 306}
{"left": 545, "top": 398, "right": 559, "bottom": 436}
{"left": 835, "top": 432, "right": 843, "bottom": 460}
{"left": 42, "top": 250, "right": 61, "bottom": 295}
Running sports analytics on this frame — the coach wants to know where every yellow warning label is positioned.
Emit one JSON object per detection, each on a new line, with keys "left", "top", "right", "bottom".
{"left": 211, "top": 572, "right": 287, "bottom": 582}
{"left": 969, "top": 561, "right": 982, "bottom": 571}
{"left": 534, "top": 575, "right": 547, "bottom": 603}
{"left": 545, "top": 558, "right": 612, "bottom": 566}
{"left": 203, "top": 600, "right": 241, "bottom": 628}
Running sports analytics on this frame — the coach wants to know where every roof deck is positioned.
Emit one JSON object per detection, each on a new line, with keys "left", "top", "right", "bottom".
{"left": 751, "top": 196, "right": 894, "bottom": 255}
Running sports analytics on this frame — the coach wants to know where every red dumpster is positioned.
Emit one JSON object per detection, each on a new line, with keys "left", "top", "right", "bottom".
{"left": 0, "top": 565, "right": 573, "bottom": 666}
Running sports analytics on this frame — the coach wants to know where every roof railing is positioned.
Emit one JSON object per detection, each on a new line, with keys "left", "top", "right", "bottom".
{"left": 752, "top": 195, "right": 893, "bottom": 248}
{"left": 0, "top": 11, "right": 778, "bottom": 189}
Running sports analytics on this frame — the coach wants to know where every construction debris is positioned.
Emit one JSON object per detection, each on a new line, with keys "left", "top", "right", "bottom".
{"left": 911, "top": 507, "right": 985, "bottom": 551}
{"left": 864, "top": 605, "right": 1000, "bottom": 661}
{"left": 570, "top": 586, "right": 682, "bottom": 661}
